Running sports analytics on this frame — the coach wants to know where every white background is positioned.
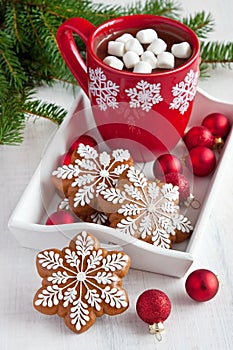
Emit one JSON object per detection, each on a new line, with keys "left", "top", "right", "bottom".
{"left": 1, "top": 0, "right": 233, "bottom": 349}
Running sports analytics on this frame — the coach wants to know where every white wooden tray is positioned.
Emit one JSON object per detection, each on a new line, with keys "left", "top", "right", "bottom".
{"left": 8, "top": 87, "right": 233, "bottom": 277}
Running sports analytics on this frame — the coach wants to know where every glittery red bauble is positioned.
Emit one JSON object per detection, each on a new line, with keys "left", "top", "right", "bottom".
{"left": 186, "top": 146, "right": 216, "bottom": 177}
{"left": 164, "top": 172, "right": 190, "bottom": 202}
{"left": 136, "top": 289, "right": 171, "bottom": 325}
{"left": 202, "top": 113, "right": 230, "bottom": 138}
{"left": 185, "top": 269, "right": 219, "bottom": 302}
{"left": 59, "top": 151, "right": 73, "bottom": 166}
{"left": 183, "top": 126, "right": 214, "bottom": 150}
{"left": 69, "top": 135, "right": 97, "bottom": 153}
{"left": 153, "top": 154, "right": 183, "bottom": 179}
{"left": 46, "top": 210, "right": 77, "bottom": 225}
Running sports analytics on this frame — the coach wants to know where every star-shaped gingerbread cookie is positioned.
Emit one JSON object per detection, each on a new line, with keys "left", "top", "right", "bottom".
{"left": 52, "top": 144, "right": 133, "bottom": 219}
{"left": 101, "top": 166, "right": 193, "bottom": 249}
{"left": 33, "top": 231, "right": 130, "bottom": 333}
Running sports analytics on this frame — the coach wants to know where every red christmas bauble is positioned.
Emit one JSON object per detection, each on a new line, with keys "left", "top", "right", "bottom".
{"left": 183, "top": 126, "right": 214, "bottom": 150}
{"left": 202, "top": 113, "right": 230, "bottom": 138}
{"left": 164, "top": 172, "right": 190, "bottom": 202}
{"left": 45, "top": 210, "right": 77, "bottom": 225}
{"left": 186, "top": 146, "right": 216, "bottom": 177}
{"left": 59, "top": 151, "right": 73, "bottom": 166}
{"left": 153, "top": 154, "right": 183, "bottom": 179}
{"left": 136, "top": 289, "right": 171, "bottom": 325}
{"left": 69, "top": 135, "right": 97, "bottom": 153}
{"left": 185, "top": 269, "right": 219, "bottom": 302}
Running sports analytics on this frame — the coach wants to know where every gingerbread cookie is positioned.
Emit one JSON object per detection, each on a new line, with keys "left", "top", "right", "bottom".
{"left": 57, "top": 198, "right": 70, "bottom": 211}
{"left": 33, "top": 231, "right": 130, "bottom": 333}
{"left": 101, "top": 166, "right": 193, "bottom": 249}
{"left": 52, "top": 144, "right": 133, "bottom": 217}
{"left": 57, "top": 198, "right": 109, "bottom": 226}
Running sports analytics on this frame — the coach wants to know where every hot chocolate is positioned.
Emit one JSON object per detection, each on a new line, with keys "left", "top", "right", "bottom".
{"left": 95, "top": 26, "right": 192, "bottom": 73}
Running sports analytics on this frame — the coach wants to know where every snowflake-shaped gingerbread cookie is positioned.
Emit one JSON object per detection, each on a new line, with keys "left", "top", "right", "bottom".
{"left": 57, "top": 198, "right": 109, "bottom": 226}
{"left": 33, "top": 231, "right": 130, "bottom": 333}
{"left": 52, "top": 144, "right": 133, "bottom": 218}
{"left": 101, "top": 167, "right": 193, "bottom": 249}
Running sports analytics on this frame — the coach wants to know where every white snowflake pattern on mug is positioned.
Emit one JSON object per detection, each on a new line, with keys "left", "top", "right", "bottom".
{"left": 169, "top": 69, "right": 199, "bottom": 115}
{"left": 88, "top": 66, "right": 198, "bottom": 114}
{"left": 125, "top": 80, "right": 163, "bottom": 112}
{"left": 89, "top": 67, "right": 120, "bottom": 111}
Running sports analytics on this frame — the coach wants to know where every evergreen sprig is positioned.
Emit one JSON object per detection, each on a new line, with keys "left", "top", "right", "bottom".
{"left": 182, "top": 11, "right": 215, "bottom": 39}
{"left": 24, "top": 98, "right": 68, "bottom": 124}
{"left": 0, "top": 0, "right": 232, "bottom": 145}
{"left": 201, "top": 41, "right": 233, "bottom": 68}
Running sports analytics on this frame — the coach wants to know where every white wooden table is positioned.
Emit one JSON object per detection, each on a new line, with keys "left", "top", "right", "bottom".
{"left": 1, "top": 1, "right": 233, "bottom": 349}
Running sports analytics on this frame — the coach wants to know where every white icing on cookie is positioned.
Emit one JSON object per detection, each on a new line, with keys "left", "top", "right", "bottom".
{"left": 102, "top": 167, "right": 193, "bottom": 249}
{"left": 34, "top": 231, "right": 129, "bottom": 332}
{"left": 58, "top": 198, "right": 70, "bottom": 210}
{"left": 90, "top": 212, "right": 108, "bottom": 225}
{"left": 53, "top": 144, "right": 131, "bottom": 208}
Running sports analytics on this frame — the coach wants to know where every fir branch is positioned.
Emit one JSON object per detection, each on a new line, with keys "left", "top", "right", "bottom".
{"left": 200, "top": 41, "right": 233, "bottom": 69}
{"left": 182, "top": 11, "right": 215, "bottom": 39}
{"left": 0, "top": 31, "right": 28, "bottom": 90}
{"left": 90, "top": 0, "right": 180, "bottom": 23}
{"left": 0, "top": 94, "right": 25, "bottom": 145}
{"left": 129, "top": 0, "right": 181, "bottom": 19}
{"left": 23, "top": 99, "right": 67, "bottom": 124}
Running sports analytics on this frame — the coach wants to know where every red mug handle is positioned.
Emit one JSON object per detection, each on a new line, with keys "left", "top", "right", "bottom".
{"left": 56, "top": 18, "right": 96, "bottom": 96}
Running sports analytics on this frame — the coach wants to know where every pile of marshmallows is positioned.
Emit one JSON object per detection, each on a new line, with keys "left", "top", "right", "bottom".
{"left": 103, "top": 28, "right": 192, "bottom": 73}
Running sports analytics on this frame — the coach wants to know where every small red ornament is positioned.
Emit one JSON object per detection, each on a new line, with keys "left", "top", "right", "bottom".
{"left": 69, "top": 134, "right": 97, "bottom": 153}
{"left": 202, "top": 113, "right": 230, "bottom": 138}
{"left": 183, "top": 126, "right": 214, "bottom": 150}
{"left": 136, "top": 289, "right": 171, "bottom": 340}
{"left": 185, "top": 269, "right": 219, "bottom": 302}
{"left": 164, "top": 172, "right": 190, "bottom": 202}
{"left": 45, "top": 210, "right": 77, "bottom": 225}
{"left": 186, "top": 146, "right": 216, "bottom": 177}
{"left": 153, "top": 154, "right": 183, "bottom": 179}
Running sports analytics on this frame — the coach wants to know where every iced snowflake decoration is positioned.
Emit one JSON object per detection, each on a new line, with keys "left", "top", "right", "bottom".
{"left": 58, "top": 198, "right": 70, "bottom": 211}
{"left": 125, "top": 80, "right": 163, "bottom": 112}
{"left": 89, "top": 212, "right": 109, "bottom": 225}
{"left": 52, "top": 144, "right": 131, "bottom": 210}
{"left": 101, "top": 167, "right": 193, "bottom": 249}
{"left": 34, "top": 231, "right": 130, "bottom": 333}
{"left": 57, "top": 198, "right": 108, "bottom": 225}
{"left": 89, "top": 67, "right": 119, "bottom": 111}
{"left": 169, "top": 69, "right": 199, "bottom": 115}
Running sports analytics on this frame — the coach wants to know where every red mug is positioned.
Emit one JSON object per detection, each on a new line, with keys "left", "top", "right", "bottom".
{"left": 57, "top": 15, "right": 200, "bottom": 162}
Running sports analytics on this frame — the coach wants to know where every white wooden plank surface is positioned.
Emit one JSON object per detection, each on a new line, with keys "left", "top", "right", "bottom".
{"left": 1, "top": 1, "right": 233, "bottom": 349}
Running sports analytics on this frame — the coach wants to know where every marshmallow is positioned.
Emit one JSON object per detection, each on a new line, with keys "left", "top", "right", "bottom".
{"left": 136, "top": 29, "right": 158, "bottom": 44}
{"left": 147, "top": 38, "right": 167, "bottom": 55}
{"left": 123, "top": 51, "right": 140, "bottom": 69}
{"left": 103, "top": 56, "right": 124, "bottom": 70}
{"left": 133, "top": 61, "right": 152, "bottom": 73}
{"left": 108, "top": 41, "right": 125, "bottom": 57}
{"left": 171, "top": 41, "right": 192, "bottom": 59}
{"left": 125, "top": 38, "right": 144, "bottom": 55}
{"left": 141, "top": 51, "right": 157, "bottom": 69}
{"left": 116, "top": 33, "right": 134, "bottom": 43}
{"left": 157, "top": 52, "right": 175, "bottom": 69}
